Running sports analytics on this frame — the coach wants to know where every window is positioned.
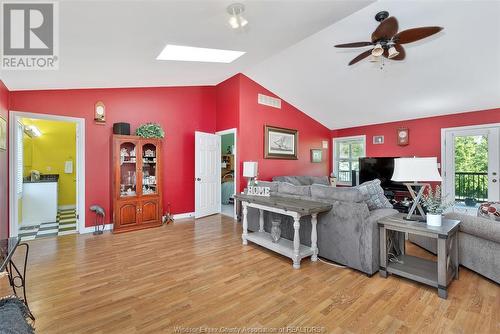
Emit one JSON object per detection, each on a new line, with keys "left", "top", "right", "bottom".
{"left": 333, "top": 136, "right": 366, "bottom": 185}
{"left": 16, "top": 122, "right": 24, "bottom": 194}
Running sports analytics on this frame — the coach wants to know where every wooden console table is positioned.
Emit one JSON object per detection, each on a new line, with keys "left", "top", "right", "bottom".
{"left": 378, "top": 214, "right": 460, "bottom": 299}
{"left": 235, "top": 194, "right": 332, "bottom": 269}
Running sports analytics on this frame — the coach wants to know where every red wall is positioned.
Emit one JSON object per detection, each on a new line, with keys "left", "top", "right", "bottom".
{"left": 236, "top": 75, "right": 331, "bottom": 191}
{"left": 9, "top": 86, "right": 216, "bottom": 227}
{"left": 215, "top": 75, "right": 239, "bottom": 131}
{"left": 0, "top": 81, "right": 8, "bottom": 239}
{"left": 331, "top": 108, "right": 500, "bottom": 170}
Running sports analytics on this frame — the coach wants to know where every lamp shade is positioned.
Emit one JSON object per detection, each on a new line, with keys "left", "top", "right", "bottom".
{"left": 243, "top": 161, "right": 258, "bottom": 178}
{"left": 391, "top": 157, "right": 442, "bottom": 182}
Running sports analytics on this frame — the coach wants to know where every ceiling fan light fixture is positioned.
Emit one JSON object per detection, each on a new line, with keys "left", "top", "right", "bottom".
{"left": 388, "top": 46, "right": 399, "bottom": 59}
{"left": 227, "top": 3, "right": 248, "bottom": 29}
{"left": 371, "top": 43, "right": 384, "bottom": 57}
{"left": 369, "top": 55, "right": 379, "bottom": 62}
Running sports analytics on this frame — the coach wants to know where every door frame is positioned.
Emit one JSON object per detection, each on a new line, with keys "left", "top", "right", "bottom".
{"left": 441, "top": 122, "right": 500, "bottom": 202}
{"left": 8, "top": 111, "right": 86, "bottom": 237}
{"left": 215, "top": 128, "right": 238, "bottom": 219}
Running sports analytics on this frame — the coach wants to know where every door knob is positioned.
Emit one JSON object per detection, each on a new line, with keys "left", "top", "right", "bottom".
{"left": 196, "top": 178, "right": 201, "bottom": 181}
{"left": 493, "top": 179, "right": 498, "bottom": 183}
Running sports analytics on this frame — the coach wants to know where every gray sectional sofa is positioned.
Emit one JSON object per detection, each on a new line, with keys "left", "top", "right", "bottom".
{"left": 246, "top": 176, "right": 398, "bottom": 275}
{"left": 409, "top": 212, "right": 500, "bottom": 284}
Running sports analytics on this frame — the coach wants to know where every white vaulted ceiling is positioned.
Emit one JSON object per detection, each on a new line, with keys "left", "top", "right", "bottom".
{"left": 2, "top": 1, "right": 499, "bottom": 130}
{"left": 0, "top": 0, "right": 371, "bottom": 91}
{"left": 244, "top": 0, "right": 500, "bottom": 129}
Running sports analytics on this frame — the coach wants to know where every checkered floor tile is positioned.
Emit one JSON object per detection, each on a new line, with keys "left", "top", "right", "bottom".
{"left": 19, "top": 208, "right": 77, "bottom": 242}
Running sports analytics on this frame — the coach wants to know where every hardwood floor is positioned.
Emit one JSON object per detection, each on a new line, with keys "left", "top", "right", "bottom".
{"left": 1, "top": 214, "right": 499, "bottom": 333}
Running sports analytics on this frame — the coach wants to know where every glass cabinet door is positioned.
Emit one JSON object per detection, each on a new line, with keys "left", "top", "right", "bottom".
{"left": 119, "top": 142, "right": 138, "bottom": 197}
{"left": 141, "top": 143, "right": 157, "bottom": 195}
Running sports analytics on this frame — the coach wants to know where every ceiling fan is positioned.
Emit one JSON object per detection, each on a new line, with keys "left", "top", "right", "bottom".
{"left": 335, "top": 11, "right": 443, "bottom": 65}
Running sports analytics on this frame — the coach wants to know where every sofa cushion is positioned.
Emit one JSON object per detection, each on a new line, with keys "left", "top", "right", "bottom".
{"left": 272, "top": 176, "right": 329, "bottom": 186}
{"left": 445, "top": 212, "right": 500, "bottom": 244}
{"left": 308, "top": 176, "right": 330, "bottom": 186}
{"left": 478, "top": 202, "right": 500, "bottom": 222}
{"left": 277, "top": 182, "right": 311, "bottom": 197}
{"left": 356, "top": 179, "right": 393, "bottom": 210}
{"left": 254, "top": 180, "right": 278, "bottom": 194}
{"left": 310, "top": 184, "right": 366, "bottom": 203}
{"left": 273, "top": 176, "right": 302, "bottom": 185}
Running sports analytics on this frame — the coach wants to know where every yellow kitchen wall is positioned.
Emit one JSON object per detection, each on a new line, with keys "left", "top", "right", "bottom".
{"left": 21, "top": 118, "right": 77, "bottom": 207}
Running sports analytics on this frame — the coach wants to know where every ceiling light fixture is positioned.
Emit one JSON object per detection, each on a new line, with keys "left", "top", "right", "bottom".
{"left": 387, "top": 46, "right": 400, "bottom": 59}
{"left": 371, "top": 43, "right": 384, "bottom": 57}
{"left": 156, "top": 44, "right": 245, "bottom": 63}
{"left": 24, "top": 125, "right": 42, "bottom": 137}
{"left": 227, "top": 3, "right": 248, "bottom": 29}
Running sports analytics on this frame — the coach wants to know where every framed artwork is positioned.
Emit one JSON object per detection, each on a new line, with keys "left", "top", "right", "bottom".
{"left": 373, "top": 135, "right": 384, "bottom": 144}
{"left": 264, "top": 125, "right": 298, "bottom": 160}
{"left": 397, "top": 127, "right": 409, "bottom": 146}
{"left": 0, "top": 116, "right": 6, "bottom": 151}
{"left": 311, "top": 149, "right": 322, "bottom": 163}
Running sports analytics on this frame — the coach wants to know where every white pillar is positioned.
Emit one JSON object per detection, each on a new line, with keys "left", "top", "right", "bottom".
{"left": 293, "top": 215, "right": 301, "bottom": 269}
{"left": 259, "top": 209, "right": 264, "bottom": 232}
{"left": 242, "top": 202, "right": 248, "bottom": 245}
{"left": 311, "top": 213, "right": 318, "bottom": 261}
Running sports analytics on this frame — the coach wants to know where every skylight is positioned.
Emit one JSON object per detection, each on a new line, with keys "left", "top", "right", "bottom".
{"left": 156, "top": 45, "right": 245, "bottom": 63}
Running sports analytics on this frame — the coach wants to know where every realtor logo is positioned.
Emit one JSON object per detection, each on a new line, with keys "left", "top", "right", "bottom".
{"left": 1, "top": 2, "right": 59, "bottom": 70}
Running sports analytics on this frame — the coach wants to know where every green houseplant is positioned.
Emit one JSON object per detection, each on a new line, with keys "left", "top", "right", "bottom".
{"left": 135, "top": 123, "right": 165, "bottom": 139}
{"left": 421, "top": 185, "right": 454, "bottom": 226}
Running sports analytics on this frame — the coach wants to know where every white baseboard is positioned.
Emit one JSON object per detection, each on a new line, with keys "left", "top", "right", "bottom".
{"left": 173, "top": 212, "right": 195, "bottom": 220}
{"left": 58, "top": 205, "right": 76, "bottom": 210}
{"left": 79, "top": 224, "right": 113, "bottom": 234}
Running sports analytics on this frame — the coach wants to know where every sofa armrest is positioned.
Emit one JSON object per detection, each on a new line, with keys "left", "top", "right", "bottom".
{"left": 445, "top": 212, "right": 500, "bottom": 243}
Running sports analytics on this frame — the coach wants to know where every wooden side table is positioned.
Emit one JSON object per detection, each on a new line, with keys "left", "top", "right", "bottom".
{"left": 378, "top": 214, "right": 460, "bottom": 299}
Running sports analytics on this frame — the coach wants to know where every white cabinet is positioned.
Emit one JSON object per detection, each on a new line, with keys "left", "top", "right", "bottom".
{"left": 22, "top": 182, "right": 58, "bottom": 225}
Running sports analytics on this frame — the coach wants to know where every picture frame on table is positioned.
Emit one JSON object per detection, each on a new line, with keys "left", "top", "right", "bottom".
{"left": 310, "top": 149, "right": 322, "bottom": 163}
{"left": 264, "top": 125, "right": 298, "bottom": 160}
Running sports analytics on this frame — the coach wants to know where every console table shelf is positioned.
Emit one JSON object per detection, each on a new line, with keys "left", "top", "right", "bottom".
{"left": 245, "top": 231, "right": 314, "bottom": 260}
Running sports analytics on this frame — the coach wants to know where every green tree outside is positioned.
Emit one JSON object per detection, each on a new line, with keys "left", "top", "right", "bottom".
{"left": 454, "top": 135, "right": 488, "bottom": 201}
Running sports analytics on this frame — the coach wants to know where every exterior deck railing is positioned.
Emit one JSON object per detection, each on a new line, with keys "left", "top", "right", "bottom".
{"left": 455, "top": 172, "right": 488, "bottom": 202}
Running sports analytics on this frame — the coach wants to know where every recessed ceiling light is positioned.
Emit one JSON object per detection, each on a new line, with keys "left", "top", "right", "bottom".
{"left": 156, "top": 45, "right": 245, "bottom": 63}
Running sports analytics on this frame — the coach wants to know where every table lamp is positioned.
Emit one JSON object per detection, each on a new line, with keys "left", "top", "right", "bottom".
{"left": 243, "top": 161, "right": 258, "bottom": 188}
{"left": 391, "top": 157, "right": 442, "bottom": 221}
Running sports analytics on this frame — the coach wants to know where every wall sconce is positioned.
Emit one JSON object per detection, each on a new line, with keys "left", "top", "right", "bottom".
{"left": 94, "top": 101, "right": 105, "bottom": 123}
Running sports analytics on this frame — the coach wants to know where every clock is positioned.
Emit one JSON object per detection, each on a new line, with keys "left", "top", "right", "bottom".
{"left": 397, "top": 127, "right": 409, "bottom": 146}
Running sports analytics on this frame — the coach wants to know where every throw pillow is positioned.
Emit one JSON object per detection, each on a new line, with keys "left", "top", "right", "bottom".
{"left": 356, "top": 179, "right": 393, "bottom": 210}
{"left": 478, "top": 202, "right": 500, "bottom": 222}
{"left": 277, "top": 182, "right": 311, "bottom": 197}
{"left": 310, "top": 184, "right": 367, "bottom": 203}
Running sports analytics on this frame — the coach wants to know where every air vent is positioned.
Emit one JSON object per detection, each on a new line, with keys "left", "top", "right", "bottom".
{"left": 258, "top": 93, "right": 281, "bottom": 109}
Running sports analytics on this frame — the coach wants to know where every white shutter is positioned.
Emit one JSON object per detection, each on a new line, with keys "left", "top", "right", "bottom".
{"left": 16, "top": 122, "right": 23, "bottom": 194}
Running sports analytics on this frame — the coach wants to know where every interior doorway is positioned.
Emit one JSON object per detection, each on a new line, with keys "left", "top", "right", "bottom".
{"left": 9, "top": 111, "right": 85, "bottom": 239}
{"left": 216, "top": 128, "right": 237, "bottom": 219}
{"left": 442, "top": 124, "right": 500, "bottom": 212}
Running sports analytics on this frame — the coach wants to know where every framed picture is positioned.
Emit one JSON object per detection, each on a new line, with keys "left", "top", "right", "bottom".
{"left": 264, "top": 125, "right": 298, "bottom": 159}
{"left": 0, "top": 116, "right": 6, "bottom": 151}
{"left": 311, "top": 149, "right": 322, "bottom": 163}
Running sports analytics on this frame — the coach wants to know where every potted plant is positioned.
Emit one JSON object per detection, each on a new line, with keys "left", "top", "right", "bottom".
{"left": 421, "top": 185, "right": 454, "bottom": 226}
{"left": 135, "top": 123, "right": 165, "bottom": 139}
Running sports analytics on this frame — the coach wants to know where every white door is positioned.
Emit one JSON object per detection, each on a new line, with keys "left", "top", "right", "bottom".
{"left": 195, "top": 131, "right": 221, "bottom": 218}
{"left": 443, "top": 127, "right": 499, "bottom": 204}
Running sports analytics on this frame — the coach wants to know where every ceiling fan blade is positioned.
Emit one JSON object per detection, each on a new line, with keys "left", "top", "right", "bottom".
{"left": 348, "top": 49, "right": 372, "bottom": 66}
{"left": 334, "top": 42, "right": 373, "bottom": 48}
{"left": 383, "top": 44, "right": 406, "bottom": 60}
{"left": 394, "top": 26, "right": 443, "bottom": 44}
{"left": 371, "top": 16, "right": 399, "bottom": 42}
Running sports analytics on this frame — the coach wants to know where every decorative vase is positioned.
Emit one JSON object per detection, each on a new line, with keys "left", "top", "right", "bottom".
{"left": 271, "top": 220, "right": 281, "bottom": 243}
{"left": 426, "top": 213, "right": 442, "bottom": 227}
